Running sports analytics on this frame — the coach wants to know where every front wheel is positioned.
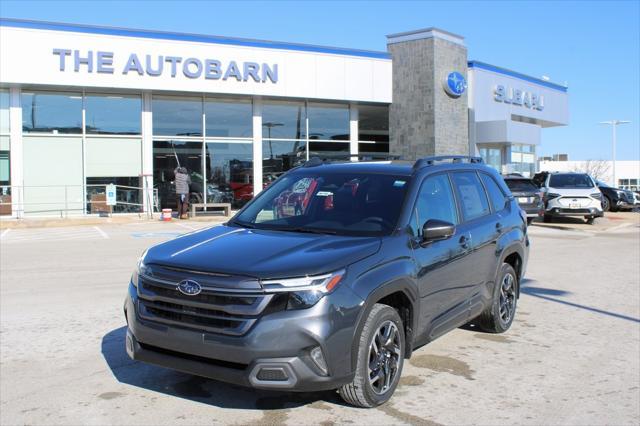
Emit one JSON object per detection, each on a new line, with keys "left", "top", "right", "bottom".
{"left": 339, "top": 304, "right": 405, "bottom": 408}
{"left": 475, "top": 263, "right": 518, "bottom": 333}
{"left": 585, "top": 216, "right": 595, "bottom": 225}
{"left": 602, "top": 196, "right": 611, "bottom": 212}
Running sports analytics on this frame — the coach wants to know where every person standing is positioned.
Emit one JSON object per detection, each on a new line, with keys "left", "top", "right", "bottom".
{"left": 174, "top": 166, "right": 191, "bottom": 219}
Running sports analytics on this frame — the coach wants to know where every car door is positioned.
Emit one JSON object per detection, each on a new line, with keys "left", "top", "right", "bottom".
{"left": 449, "top": 171, "right": 498, "bottom": 310}
{"left": 409, "top": 173, "right": 474, "bottom": 341}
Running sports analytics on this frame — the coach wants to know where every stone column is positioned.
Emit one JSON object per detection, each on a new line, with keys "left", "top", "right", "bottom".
{"left": 387, "top": 28, "right": 469, "bottom": 160}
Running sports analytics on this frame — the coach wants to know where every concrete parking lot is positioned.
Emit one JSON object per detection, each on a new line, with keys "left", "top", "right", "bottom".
{"left": 1, "top": 217, "right": 639, "bottom": 426}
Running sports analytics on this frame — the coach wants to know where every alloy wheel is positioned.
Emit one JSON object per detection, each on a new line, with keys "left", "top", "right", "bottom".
{"left": 368, "top": 320, "right": 402, "bottom": 395}
{"left": 499, "top": 273, "right": 516, "bottom": 324}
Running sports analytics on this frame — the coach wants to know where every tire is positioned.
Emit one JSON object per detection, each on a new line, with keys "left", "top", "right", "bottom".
{"left": 602, "top": 196, "right": 611, "bottom": 212}
{"left": 339, "top": 304, "right": 405, "bottom": 408}
{"left": 526, "top": 217, "right": 534, "bottom": 226}
{"left": 585, "top": 216, "right": 595, "bottom": 225}
{"left": 475, "top": 263, "right": 518, "bottom": 333}
{"left": 543, "top": 214, "right": 553, "bottom": 223}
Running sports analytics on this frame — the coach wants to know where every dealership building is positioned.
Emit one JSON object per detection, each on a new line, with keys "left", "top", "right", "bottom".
{"left": 0, "top": 19, "right": 569, "bottom": 217}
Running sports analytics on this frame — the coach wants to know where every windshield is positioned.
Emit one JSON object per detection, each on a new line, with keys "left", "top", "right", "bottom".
{"left": 505, "top": 179, "right": 538, "bottom": 193}
{"left": 232, "top": 171, "right": 410, "bottom": 236}
{"left": 549, "top": 174, "right": 594, "bottom": 189}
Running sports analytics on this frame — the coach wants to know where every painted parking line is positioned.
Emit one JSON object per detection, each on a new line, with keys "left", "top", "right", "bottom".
{"left": 93, "top": 226, "right": 109, "bottom": 239}
{"left": 0, "top": 228, "right": 10, "bottom": 240}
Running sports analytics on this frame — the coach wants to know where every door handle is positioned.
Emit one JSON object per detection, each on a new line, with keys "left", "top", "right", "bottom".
{"left": 459, "top": 235, "right": 470, "bottom": 249}
{"left": 496, "top": 222, "right": 503, "bottom": 233}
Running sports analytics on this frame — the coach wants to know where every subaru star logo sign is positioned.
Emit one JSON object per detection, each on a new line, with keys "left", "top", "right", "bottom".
{"left": 177, "top": 279, "right": 202, "bottom": 296}
{"left": 444, "top": 71, "right": 467, "bottom": 97}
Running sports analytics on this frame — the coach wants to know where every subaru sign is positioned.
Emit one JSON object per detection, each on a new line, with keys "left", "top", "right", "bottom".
{"left": 443, "top": 71, "right": 467, "bottom": 97}
{"left": 494, "top": 85, "right": 545, "bottom": 111}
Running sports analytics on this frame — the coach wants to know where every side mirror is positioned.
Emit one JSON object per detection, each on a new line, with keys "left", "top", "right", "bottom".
{"left": 422, "top": 219, "right": 456, "bottom": 242}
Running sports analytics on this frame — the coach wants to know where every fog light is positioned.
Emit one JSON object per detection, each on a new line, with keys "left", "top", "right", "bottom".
{"left": 310, "top": 346, "right": 328, "bottom": 376}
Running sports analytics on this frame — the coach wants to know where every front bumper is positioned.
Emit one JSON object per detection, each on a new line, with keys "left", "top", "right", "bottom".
{"left": 124, "top": 282, "right": 361, "bottom": 392}
{"left": 545, "top": 206, "right": 603, "bottom": 217}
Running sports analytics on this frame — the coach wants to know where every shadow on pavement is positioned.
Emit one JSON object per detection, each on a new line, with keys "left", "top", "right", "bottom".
{"left": 101, "top": 326, "right": 344, "bottom": 410}
{"left": 520, "top": 279, "right": 639, "bottom": 324}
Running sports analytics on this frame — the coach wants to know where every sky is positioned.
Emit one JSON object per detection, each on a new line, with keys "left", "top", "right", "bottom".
{"left": 1, "top": 0, "right": 638, "bottom": 161}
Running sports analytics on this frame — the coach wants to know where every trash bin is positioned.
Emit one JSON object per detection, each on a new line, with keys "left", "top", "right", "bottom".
{"left": 161, "top": 208, "right": 172, "bottom": 221}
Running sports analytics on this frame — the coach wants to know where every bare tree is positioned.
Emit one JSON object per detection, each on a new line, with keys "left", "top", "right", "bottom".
{"left": 570, "top": 160, "right": 611, "bottom": 181}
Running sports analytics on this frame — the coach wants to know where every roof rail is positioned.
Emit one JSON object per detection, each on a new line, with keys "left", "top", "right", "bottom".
{"left": 302, "top": 153, "right": 403, "bottom": 168}
{"left": 413, "top": 155, "right": 483, "bottom": 170}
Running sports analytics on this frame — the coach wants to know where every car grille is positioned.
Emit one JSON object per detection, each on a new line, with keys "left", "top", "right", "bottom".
{"left": 557, "top": 208, "right": 591, "bottom": 214}
{"left": 136, "top": 264, "right": 284, "bottom": 336}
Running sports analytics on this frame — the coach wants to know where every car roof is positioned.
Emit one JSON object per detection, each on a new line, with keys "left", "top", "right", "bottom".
{"left": 295, "top": 160, "right": 416, "bottom": 176}
{"left": 293, "top": 160, "right": 501, "bottom": 177}
{"left": 503, "top": 175, "right": 532, "bottom": 180}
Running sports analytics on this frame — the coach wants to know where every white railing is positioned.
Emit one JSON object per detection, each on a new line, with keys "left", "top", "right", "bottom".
{"left": 0, "top": 184, "right": 159, "bottom": 219}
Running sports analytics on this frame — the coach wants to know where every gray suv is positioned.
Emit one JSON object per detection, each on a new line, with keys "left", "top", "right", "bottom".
{"left": 124, "top": 156, "right": 529, "bottom": 407}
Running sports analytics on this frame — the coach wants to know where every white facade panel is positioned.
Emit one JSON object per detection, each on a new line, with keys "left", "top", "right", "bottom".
{"left": 0, "top": 26, "right": 392, "bottom": 103}
{"left": 85, "top": 137, "right": 142, "bottom": 177}
{"left": 469, "top": 66, "right": 569, "bottom": 127}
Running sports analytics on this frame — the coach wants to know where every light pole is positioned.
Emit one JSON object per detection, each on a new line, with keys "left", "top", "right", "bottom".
{"left": 599, "top": 120, "right": 630, "bottom": 188}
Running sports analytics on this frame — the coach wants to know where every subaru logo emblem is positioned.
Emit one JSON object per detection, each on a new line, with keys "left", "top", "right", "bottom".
{"left": 444, "top": 71, "right": 467, "bottom": 97}
{"left": 177, "top": 279, "right": 202, "bottom": 296}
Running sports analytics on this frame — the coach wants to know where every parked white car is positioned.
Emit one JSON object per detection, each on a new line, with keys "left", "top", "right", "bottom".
{"left": 540, "top": 172, "right": 604, "bottom": 224}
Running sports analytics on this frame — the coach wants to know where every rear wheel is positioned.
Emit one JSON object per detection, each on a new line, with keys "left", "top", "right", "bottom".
{"left": 543, "top": 214, "right": 553, "bottom": 223}
{"left": 585, "top": 216, "right": 595, "bottom": 225}
{"left": 339, "top": 304, "right": 405, "bottom": 408}
{"left": 526, "top": 217, "right": 534, "bottom": 226}
{"left": 476, "top": 263, "right": 518, "bottom": 333}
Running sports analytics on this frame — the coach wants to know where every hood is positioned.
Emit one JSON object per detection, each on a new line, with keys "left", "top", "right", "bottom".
{"left": 144, "top": 224, "right": 381, "bottom": 279}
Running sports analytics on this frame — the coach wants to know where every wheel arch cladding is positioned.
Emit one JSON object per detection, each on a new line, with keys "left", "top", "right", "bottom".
{"left": 350, "top": 280, "right": 418, "bottom": 372}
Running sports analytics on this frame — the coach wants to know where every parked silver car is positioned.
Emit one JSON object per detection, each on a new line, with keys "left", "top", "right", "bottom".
{"left": 541, "top": 172, "right": 604, "bottom": 224}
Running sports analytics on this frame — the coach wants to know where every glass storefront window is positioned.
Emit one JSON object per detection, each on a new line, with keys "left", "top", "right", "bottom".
{"left": 22, "top": 91, "right": 82, "bottom": 133}
{"left": 1, "top": 90, "right": 9, "bottom": 134}
{"left": 309, "top": 141, "right": 350, "bottom": 158}
{"left": 153, "top": 140, "right": 203, "bottom": 209}
{"left": 358, "top": 104, "right": 390, "bottom": 156}
{"left": 205, "top": 142, "right": 252, "bottom": 207}
{"left": 262, "top": 101, "right": 306, "bottom": 140}
{"left": 86, "top": 177, "right": 141, "bottom": 214}
{"left": 205, "top": 98, "right": 252, "bottom": 138}
{"left": 85, "top": 94, "right": 141, "bottom": 135}
{"left": 0, "top": 148, "right": 10, "bottom": 216}
{"left": 152, "top": 96, "right": 202, "bottom": 136}
{"left": 480, "top": 147, "right": 502, "bottom": 173}
{"left": 308, "top": 103, "right": 349, "bottom": 141}
{"left": 263, "top": 140, "right": 306, "bottom": 180}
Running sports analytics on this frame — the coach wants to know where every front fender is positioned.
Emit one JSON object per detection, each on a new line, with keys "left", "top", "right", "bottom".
{"left": 348, "top": 254, "right": 419, "bottom": 370}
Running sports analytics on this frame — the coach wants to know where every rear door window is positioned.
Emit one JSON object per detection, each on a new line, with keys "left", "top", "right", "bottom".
{"left": 451, "top": 172, "right": 491, "bottom": 222}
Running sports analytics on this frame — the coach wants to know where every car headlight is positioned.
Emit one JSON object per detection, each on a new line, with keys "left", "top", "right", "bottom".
{"left": 616, "top": 190, "right": 626, "bottom": 197}
{"left": 545, "top": 192, "right": 561, "bottom": 200}
{"left": 261, "top": 270, "right": 345, "bottom": 310}
{"left": 590, "top": 193, "right": 602, "bottom": 199}
{"left": 131, "top": 250, "right": 149, "bottom": 288}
